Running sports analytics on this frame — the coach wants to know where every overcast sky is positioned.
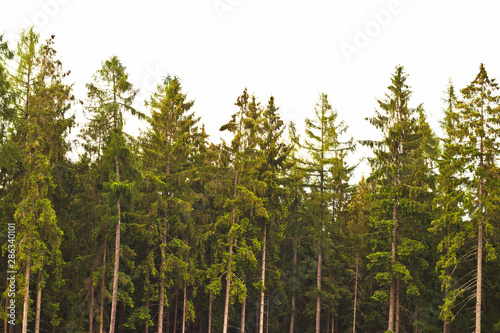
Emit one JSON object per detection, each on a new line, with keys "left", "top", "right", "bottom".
{"left": 2, "top": 0, "right": 500, "bottom": 179}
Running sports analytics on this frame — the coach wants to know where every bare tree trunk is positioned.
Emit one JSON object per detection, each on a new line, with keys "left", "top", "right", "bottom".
{"left": 475, "top": 184, "right": 483, "bottom": 333}
{"left": 100, "top": 242, "right": 106, "bottom": 333}
{"left": 223, "top": 237, "right": 233, "bottom": 333}
{"left": 182, "top": 283, "right": 187, "bottom": 333}
{"left": 259, "top": 223, "right": 267, "bottom": 333}
{"left": 22, "top": 253, "right": 31, "bottom": 333}
{"left": 34, "top": 270, "right": 42, "bottom": 333}
{"left": 241, "top": 278, "right": 247, "bottom": 333}
{"left": 109, "top": 156, "right": 121, "bottom": 333}
{"left": 388, "top": 194, "right": 398, "bottom": 332}
{"left": 353, "top": 253, "right": 359, "bottom": 333}
{"left": 223, "top": 166, "right": 238, "bottom": 333}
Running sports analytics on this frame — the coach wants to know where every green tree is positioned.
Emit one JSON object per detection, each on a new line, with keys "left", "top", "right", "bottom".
{"left": 430, "top": 80, "right": 467, "bottom": 331}
{"left": 297, "top": 93, "right": 354, "bottom": 333}
{"left": 12, "top": 32, "right": 74, "bottom": 333}
{"left": 454, "top": 64, "right": 500, "bottom": 333}
{"left": 85, "top": 55, "right": 143, "bottom": 333}
{"left": 363, "top": 66, "right": 437, "bottom": 333}
{"left": 140, "top": 75, "right": 206, "bottom": 333}
{"left": 218, "top": 89, "right": 266, "bottom": 333}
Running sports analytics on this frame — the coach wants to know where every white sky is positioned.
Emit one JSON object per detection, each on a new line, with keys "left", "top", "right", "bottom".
{"left": 2, "top": 0, "right": 500, "bottom": 180}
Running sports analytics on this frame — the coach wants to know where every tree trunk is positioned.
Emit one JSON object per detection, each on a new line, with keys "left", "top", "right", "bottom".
{"left": 388, "top": 193, "right": 398, "bottom": 332}
{"left": 259, "top": 223, "right": 267, "bottom": 333}
{"left": 353, "top": 253, "right": 359, "bottom": 333}
{"left": 222, "top": 238, "right": 233, "bottom": 333}
{"left": 158, "top": 212, "right": 168, "bottom": 333}
{"left": 109, "top": 156, "right": 121, "bottom": 333}
{"left": 100, "top": 241, "right": 106, "bottom": 333}
{"left": 21, "top": 253, "right": 30, "bottom": 333}
{"left": 35, "top": 270, "right": 42, "bottom": 333}
{"left": 240, "top": 278, "right": 247, "bottom": 333}
{"left": 223, "top": 166, "right": 238, "bottom": 333}
{"left": 316, "top": 242, "right": 322, "bottom": 333}
{"left": 182, "top": 283, "right": 187, "bottom": 333}
{"left": 475, "top": 186, "right": 483, "bottom": 333}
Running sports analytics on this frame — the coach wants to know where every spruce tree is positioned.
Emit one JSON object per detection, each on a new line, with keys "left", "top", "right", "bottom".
{"left": 363, "top": 66, "right": 436, "bottom": 332}
{"left": 84, "top": 55, "right": 143, "bottom": 333}
{"left": 297, "top": 93, "right": 354, "bottom": 333}
{"left": 140, "top": 75, "right": 206, "bottom": 332}
{"left": 454, "top": 64, "right": 500, "bottom": 333}
{"left": 12, "top": 31, "right": 74, "bottom": 333}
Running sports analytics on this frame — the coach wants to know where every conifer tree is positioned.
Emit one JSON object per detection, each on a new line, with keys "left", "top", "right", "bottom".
{"left": 363, "top": 66, "right": 436, "bottom": 332}
{"left": 430, "top": 80, "right": 467, "bottom": 331}
{"left": 12, "top": 31, "right": 74, "bottom": 333}
{"left": 454, "top": 64, "right": 500, "bottom": 333}
{"left": 218, "top": 89, "right": 267, "bottom": 333}
{"left": 85, "top": 55, "right": 143, "bottom": 333}
{"left": 140, "top": 75, "right": 206, "bottom": 333}
{"left": 296, "top": 93, "right": 354, "bottom": 333}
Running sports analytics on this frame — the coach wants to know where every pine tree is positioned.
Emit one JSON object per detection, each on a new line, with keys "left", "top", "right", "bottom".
{"left": 363, "top": 66, "right": 436, "bottom": 332}
{"left": 218, "top": 89, "right": 267, "bottom": 333}
{"left": 454, "top": 64, "right": 500, "bottom": 333}
{"left": 12, "top": 31, "right": 74, "bottom": 333}
{"left": 85, "top": 55, "right": 143, "bottom": 333}
{"left": 140, "top": 75, "right": 206, "bottom": 332}
{"left": 256, "top": 96, "right": 291, "bottom": 333}
{"left": 430, "top": 80, "right": 467, "bottom": 331}
{"left": 296, "top": 93, "right": 354, "bottom": 333}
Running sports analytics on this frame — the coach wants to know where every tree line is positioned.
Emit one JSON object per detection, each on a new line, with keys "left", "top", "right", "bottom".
{"left": 1, "top": 28, "right": 499, "bottom": 333}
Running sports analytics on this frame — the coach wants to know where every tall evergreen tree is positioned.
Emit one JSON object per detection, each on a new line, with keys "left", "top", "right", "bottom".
{"left": 12, "top": 31, "right": 74, "bottom": 333}
{"left": 430, "top": 80, "right": 468, "bottom": 331}
{"left": 140, "top": 75, "right": 206, "bottom": 333}
{"left": 363, "top": 66, "right": 437, "bottom": 332}
{"left": 454, "top": 64, "right": 500, "bottom": 333}
{"left": 296, "top": 93, "right": 354, "bottom": 333}
{"left": 85, "top": 55, "right": 143, "bottom": 333}
{"left": 218, "top": 89, "right": 267, "bottom": 333}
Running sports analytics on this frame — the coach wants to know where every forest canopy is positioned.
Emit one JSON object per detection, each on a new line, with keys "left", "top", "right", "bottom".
{"left": 1, "top": 28, "right": 499, "bottom": 333}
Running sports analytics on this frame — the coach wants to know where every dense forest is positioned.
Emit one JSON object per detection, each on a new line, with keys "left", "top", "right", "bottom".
{"left": 1, "top": 28, "right": 499, "bottom": 333}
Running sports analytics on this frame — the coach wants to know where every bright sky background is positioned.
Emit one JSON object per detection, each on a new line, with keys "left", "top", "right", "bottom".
{"left": 2, "top": 0, "right": 500, "bottom": 180}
